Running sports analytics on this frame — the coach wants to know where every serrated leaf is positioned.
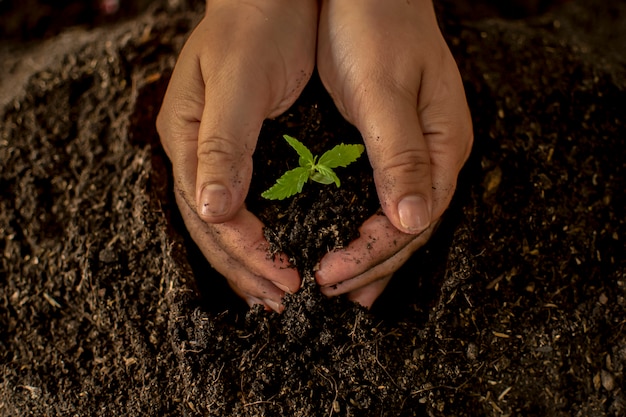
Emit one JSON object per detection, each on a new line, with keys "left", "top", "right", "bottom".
{"left": 318, "top": 143, "right": 365, "bottom": 169}
{"left": 312, "top": 165, "right": 340, "bottom": 187}
{"left": 283, "top": 135, "right": 314, "bottom": 167}
{"left": 261, "top": 166, "right": 310, "bottom": 200}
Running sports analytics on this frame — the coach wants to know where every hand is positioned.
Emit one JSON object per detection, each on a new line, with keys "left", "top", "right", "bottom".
{"left": 316, "top": 0, "right": 473, "bottom": 306}
{"left": 156, "top": 0, "right": 318, "bottom": 311}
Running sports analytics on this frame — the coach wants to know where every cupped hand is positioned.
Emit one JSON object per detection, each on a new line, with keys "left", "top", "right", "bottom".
{"left": 156, "top": 0, "right": 318, "bottom": 311}
{"left": 316, "top": 0, "right": 473, "bottom": 306}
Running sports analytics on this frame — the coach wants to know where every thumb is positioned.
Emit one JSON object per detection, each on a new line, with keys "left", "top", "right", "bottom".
{"left": 194, "top": 65, "right": 272, "bottom": 223}
{"left": 355, "top": 91, "right": 433, "bottom": 234}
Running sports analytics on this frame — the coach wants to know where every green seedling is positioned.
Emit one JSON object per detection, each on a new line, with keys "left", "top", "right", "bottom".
{"left": 262, "top": 134, "right": 365, "bottom": 200}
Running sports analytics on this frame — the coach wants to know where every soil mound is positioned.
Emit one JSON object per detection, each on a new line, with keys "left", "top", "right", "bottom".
{"left": 1, "top": 1, "right": 624, "bottom": 415}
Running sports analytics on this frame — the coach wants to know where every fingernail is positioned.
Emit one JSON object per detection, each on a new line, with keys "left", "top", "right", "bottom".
{"left": 246, "top": 297, "right": 264, "bottom": 308}
{"left": 398, "top": 195, "right": 430, "bottom": 233}
{"left": 263, "top": 298, "right": 282, "bottom": 313}
{"left": 272, "top": 281, "right": 292, "bottom": 294}
{"left": 199, "top": 183, "right": 230, "bottom": 217}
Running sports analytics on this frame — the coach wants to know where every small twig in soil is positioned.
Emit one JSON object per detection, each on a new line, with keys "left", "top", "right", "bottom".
{"left": 497, "top": 386, "right": 513, "bottom": 401}
{"left": 410, "top": 362, "right": 486, "bottom": 395}
{"left": 315, "top": 366, "right": 339, "bottom": 417}
{"left": 211, "top": 362, "right": 225, "bottom": 384}
{"left": 243, "top": 398, "right": 277, "bottom": 407}
{"left": 375, "top": 341, "right": 400, "bottom": 390}
{"left": 43, "top": 292, "right": 62, "bottom": 308}
{"left": 243, "top": 396, "right": 282, "bottom": 413}
{"left": 250, "top": 341, "right": 268, "bottom": 362}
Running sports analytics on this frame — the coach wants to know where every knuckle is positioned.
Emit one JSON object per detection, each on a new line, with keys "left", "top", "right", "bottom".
{"left": 447, "top": 120, "right": 474, "bottom": 168}
{"left": 155, "top": 109, "right": 165, "bottom": 136}
{"left": 155, "top": 106, "right": 173, "bottom": 144}
{"left": 196, "top": 135, "right": 238, "bottom": 162}
{"left": 462, "top": 128, "right": 475, "bottom": 164}
{"left": 379, "top": 147, "right": 431, "bottom": 176}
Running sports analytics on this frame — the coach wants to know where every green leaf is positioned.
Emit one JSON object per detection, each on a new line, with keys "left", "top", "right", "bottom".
{"left": 311, "top": 165, "right": 340, "bottom": 187}
{"left": 262, "top": 135, "right": 364, "bottom": 200}
{"left": 261, "top": 166, "right": 310, "bottom": 200}
{"left": 318, "top": 143, "right": 365, "bottom": 169}
{"left": 283, "top": 135, "right": 314, "bottom": 167}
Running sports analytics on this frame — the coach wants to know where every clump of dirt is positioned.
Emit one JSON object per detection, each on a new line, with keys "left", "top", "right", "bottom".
{"left": 1, "top": 0, "right": 625, "bottom": 416}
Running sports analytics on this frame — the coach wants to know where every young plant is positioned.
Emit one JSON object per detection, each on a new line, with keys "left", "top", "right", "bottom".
{"left": 262, "top": 134, "right": 365, "bottom": 200}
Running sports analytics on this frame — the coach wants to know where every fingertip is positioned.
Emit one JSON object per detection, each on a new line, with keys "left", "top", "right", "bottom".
{"left": 245, "top": 296, "right": 264, "bottom": 308}
{"left": 262, "top": 298, "right": 284, "bottom": 313}
{"left": 319, "top": 283, "right": 337, "bottom": 297}
{"left": 268, "top": 252, "right": 301, "bottom": 294}
{"left": 346, "top": 274, "right": 393, "bottom": 308}
{"left": 246, "top": 296, "right": 283, "bottom": 313}
{"left": 271, "top": 280, "right": 296, "bottom": 294}
{"left": 314, "top": 259, "right": 336, "bottom": 287}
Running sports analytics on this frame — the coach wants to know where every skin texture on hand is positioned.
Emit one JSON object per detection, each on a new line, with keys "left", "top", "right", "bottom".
{"left": 156, "top": 0, "right": 318, "bottom": 312}
{"left": 315, "top": 0, "right": 473, "bottom": 306}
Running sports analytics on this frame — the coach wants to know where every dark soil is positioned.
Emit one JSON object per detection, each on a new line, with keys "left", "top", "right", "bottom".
{"left": 248, "top": 76, "right": 380, "bottom": 277}
{"left": 1, "top": 1, "right": 625, "bottom": 416}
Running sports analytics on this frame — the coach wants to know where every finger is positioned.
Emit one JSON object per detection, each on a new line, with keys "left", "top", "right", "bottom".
{"left": 354, "top": 84, "right": 434, "bottom": 235}
{"left": 315, "top": 214, "right": 433, "bottom": 286}
{"left": 194, "top": 51, "right": 272, "bottom": 223}
{"left": 214, "top": 254, "right": 286, "bottom": 314}
{"left": 346, "top": 274, "right": 393, "bottom": 308}
{"left": 176, "top": 190, "right": 299, "bottom": 311}
{"left": 156, "top": 38, "right": 206, "bottom": 210}
{"left": 196, "top": 242, "right": 286, "bottom": 314}
{"left": 194, "top": 3, "right": 317, "bottom": 223}
{"left": 419, "top": 59, "right": 474, "bottom": 221}
{"left": 245, "top": 296, "right": 285, "bottom": 314}
{"left": 317, "top": 0, "right": 434, "bottom": 234}
{"left": 207, "top": 208, "right": 301, "bottom": 294}
{"left": 318, "top": 222, "right": 433, "bottom": 295}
